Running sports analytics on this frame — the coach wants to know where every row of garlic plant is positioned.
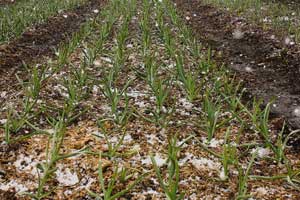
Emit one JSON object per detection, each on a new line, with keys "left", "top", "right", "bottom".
{"left": 1, "top": 1, "right": 126, "bottom": 199}
{"left": 23, "top": 2, "right": 122, "bottom": 199}
{"left": 87, "top": 1, "right": 149, "bottom": 199}
{"left": 0, "top": 0, "right": 89, "bottom": 43}
{"left": 141, "top": 0, "right": 188, "bottom": 198}
{"left": 3, "top": 0, "right": 110, "bottom": 145}
{"left": 161, "top": 0, "right": 300, "bottom": 197}
{"left": 203, "top": 0, "right": 300, "bottom": 42}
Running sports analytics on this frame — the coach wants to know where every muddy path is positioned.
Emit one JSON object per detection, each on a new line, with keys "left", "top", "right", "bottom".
{"left": 173, "top": 0, "right": 300, "bottom": 131}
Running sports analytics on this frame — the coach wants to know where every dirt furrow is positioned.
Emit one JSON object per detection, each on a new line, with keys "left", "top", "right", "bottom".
{"left": 268, "top": 0, "right": 300, "bottom": 8}
{"left": 173, "top": 0, "right": 300, "bottom": 130}
{"left": 0, "top": 0, "right": 106, "bottom": 101}
{"left": 0, "top": 0, "right": 106, "bottom": 71}
{"left": 0, "top": 0, "right": 17, "bottom": 6}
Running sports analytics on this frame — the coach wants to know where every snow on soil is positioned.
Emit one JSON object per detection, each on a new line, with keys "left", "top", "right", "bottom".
{"left": 251, "top": 147, "right": 271, "bottom": 158}
{"left": 0, "top": 119, "right": 7, "bottom": 124}
{"left": 293, "top": 107, "right": 300, "bottom": 117}
{"left": 232, "top": 28, "right": 244, "bottom": 39}
{"left": 0, "top": 180, "right": 29, "bottom": 193}
{"left": 13, "top": 154, "right": 41, "bottom": 177}
{"left": 191, "top": 157, "right": 221, "bottom": 171}
{"left": 202, "top": 137, "right": 224, "bottom": 148}
{"left": 55, "top": 165, "right": 79, "bottom": 186}
{"left": 141, "top": 154, "right": 166, "bottom": 167}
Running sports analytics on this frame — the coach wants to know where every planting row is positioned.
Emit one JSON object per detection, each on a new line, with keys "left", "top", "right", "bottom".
{"left": 0, "top": 0, "right": 299, "bottom": 199}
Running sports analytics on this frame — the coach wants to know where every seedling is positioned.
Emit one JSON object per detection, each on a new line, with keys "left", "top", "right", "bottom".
{"left": 151, "top": 135, "right": 185, "bottom": 200}
{"left": 175, "top": 52, "right": 202, "bottom": 102}
{"left": 95, "top": 122, "right": 128, "bottom": 159}
{"left": 101, "top": 74, "right": 133, "bottom": 125}
{"left": 87, "top": 153, "right": 147, "bottom": 200}
{"left": 203, "top": 91, "right": 221, "bottom": 142}
{"left": 236, "top": 150, "right": 257, "bottom": 199}
{"left": 0, "top": 0, "right": 88, "bottom": 43}
{"left": 220, "top": 127, "right": 238, "bottom": 181}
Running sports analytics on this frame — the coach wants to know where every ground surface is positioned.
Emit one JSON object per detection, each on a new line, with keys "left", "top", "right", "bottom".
{"left": 0, "top": 0, "right": 16, "bottom": 6}
{"left": 174, "top": 0, "right": 300, "bottom": 130}
{"left": 0, "top": 0, "right": 106, "bottom": 115}
{"left": 0, "top": 0, "right": 300, "bottom": 199}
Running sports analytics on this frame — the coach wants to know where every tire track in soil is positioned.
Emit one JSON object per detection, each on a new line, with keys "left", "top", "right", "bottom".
{"left": 173, "top": 0, "right": 300, "bottom": 131}
{"left": 0, "top": 0, "right": 106, "bottom": 94}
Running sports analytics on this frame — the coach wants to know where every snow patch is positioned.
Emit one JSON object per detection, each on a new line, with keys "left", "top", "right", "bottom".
{"left": 0, "top": 180, "right": 28, "bottom": 193}
{"left": 124, "top": 134, "right": 133, "bottom": 143}
{"left": 245, "top": 66, "right": 253, "bottom": 72}
{"left": 255, "top": 187, "right": 268, "bottom": 196}
{"left": 293, "top": 107, "right": 300, "bottom": 117}
{"left": 232, "top": 29, "right": 244, "bottom": 39}
{"left": 179, "top": 98, "right": 193, "bottom": 110}
{"left": 145, "top": 134, "right": 158, "bottom": 145}
{"left": 0, "top": 91, "right": 7, "bottom": 98}
{"left": 14, "top": 154, "right": 40, "bottom": 177}
{"left": 76, "top": 177, "right": 96, "bottom": 191}
{"left": 100, "top": 57, "right": 112, "bottom": 63}
{"left": 126, "top": 90, "right": 147, "bottom": 98}
{"left": 0, "top": 119, "right": 7, "bottom": 124}
{"left": 93, "top": 60, "right": 101, "bottom": 66}
{"left": 251, "top": 147, "right": 270, "bottom": 158}
{"left": 191, "top": 157, "right": 221, "bottom": 171}
{"left": 219, "top": 168, "right": 227, "bottom": 180}
{"left": 202, "top": 137, "right": 224, "bottom": 148}
{"left": 142, "top": 154, "right": 166, "bottom": 167}
{"left": 179, "top": 153, "right": 193, "bottom": 166}
{"left": 55, "top": 166, "right": 79, "bottom": 186}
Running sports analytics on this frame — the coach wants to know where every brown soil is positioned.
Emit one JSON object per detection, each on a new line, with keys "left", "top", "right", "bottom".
{"left": 270, "top": 0, "right": 300, "bottom": 7}
{"left": 1, "top": 1, "right": 300, "bottom": 199}
{"left": 173, "top": 0, "right": 300, "bottom": 130}
{"left": 0, "top": 0, "right": 106, "bottom": 102}
{"left": 0, "top": 1, "right": 107, "bottom": 197}
{"left": 0, "top": 0, "right": 17, "bottom": 6}
{"left": 0, "top": 0, "right": 106, "bottom": 71}
{"left": 0, "top": 190, "right": 17, "bottom": 200}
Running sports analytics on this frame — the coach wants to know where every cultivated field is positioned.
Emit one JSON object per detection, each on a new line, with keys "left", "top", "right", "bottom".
{"left": 0, "top": 0, "right": 300, "bottom": 199}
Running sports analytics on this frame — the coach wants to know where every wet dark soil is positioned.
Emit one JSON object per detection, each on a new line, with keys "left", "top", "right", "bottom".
{"left": 173, "top": 0, "right": 300, "bottom": 130}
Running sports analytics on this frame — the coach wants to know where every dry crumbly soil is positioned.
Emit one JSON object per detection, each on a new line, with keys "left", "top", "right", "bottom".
{"left": 1, "top": 0, "right": 300, "bottom": 199}
{"left": 173, "top": 0, "right": 300, "bottom": 131}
